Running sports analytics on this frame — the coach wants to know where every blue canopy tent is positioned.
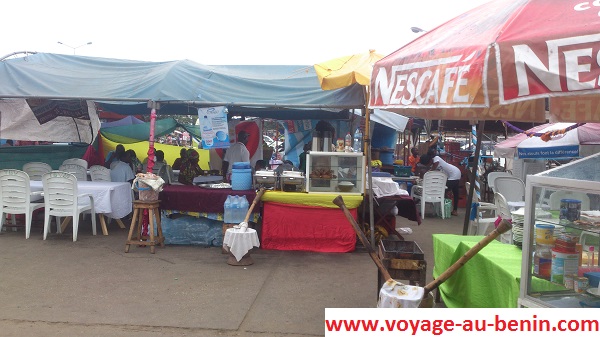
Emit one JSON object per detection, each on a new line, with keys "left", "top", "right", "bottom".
{"left": 0, "top": 53, "right": 364, "bottom": 117}
{"left": 0, "top": 53, "right": 365, "bottom": 169}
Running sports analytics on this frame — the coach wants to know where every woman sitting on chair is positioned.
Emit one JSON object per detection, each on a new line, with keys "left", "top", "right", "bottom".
{"left": 178, "top": 149, "right": 202, "bottom": 185}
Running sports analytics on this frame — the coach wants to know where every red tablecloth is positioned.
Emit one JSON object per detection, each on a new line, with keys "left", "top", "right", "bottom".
{"left": 261, "top": 202, "right": 357, "bottom": 253}
{"left": 159, "top": 185, "right": 256, "bottom": 213}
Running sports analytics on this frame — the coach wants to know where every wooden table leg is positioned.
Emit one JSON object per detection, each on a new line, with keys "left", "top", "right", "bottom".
{"left": 60, "top": 217, "right": 72, "bottom": 233}
{"left": 148, "top": 209, "right": 156, "bottom": 254}
{"left": 116, "top": 218, "right": 127, "bottom": 229}
{"left": 99, "top": 214, "right": 109, "bottom": 236}
{"left": 153, "top": 208, "right": 164, "bottom": 247}
{"left": 125, "top": 208, "right": 139, "bottom": 253}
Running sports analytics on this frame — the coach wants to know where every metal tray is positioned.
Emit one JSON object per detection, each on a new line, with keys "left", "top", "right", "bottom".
{"left": 197, "top": 183, "right": 232, "bottom": 189}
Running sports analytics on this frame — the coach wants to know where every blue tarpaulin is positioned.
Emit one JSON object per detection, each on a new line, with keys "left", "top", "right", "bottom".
{"left": 0, "top": 53, "right": 365, "bottom": 117}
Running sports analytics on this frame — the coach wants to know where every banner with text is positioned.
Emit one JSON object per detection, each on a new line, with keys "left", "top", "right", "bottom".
{"left": 198, "top": 106, "right": 229, "bottom": 149}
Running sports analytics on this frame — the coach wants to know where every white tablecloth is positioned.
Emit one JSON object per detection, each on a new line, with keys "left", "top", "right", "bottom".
{"left": 223, "top": 228, "right": 260, "bottom": 262}
{"left": 30, "top": 181, "right": 133, "bottom": 218}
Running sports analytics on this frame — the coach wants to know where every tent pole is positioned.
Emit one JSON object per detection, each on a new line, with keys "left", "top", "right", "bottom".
{"left": 463, "top": 120, "right": 485, "bottom": 235}
{"left": 362, "top": 86, "right": 375, "bottom": 249}
{"left": 146, "top": 101, "right": 159, "bottom": 173}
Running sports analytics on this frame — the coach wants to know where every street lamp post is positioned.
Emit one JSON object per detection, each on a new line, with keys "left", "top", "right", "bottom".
{"left": 410, "top": 27, "right": 428, "bottom": 33}
{"left": 57, "top": 41, "right": 92, "bottom": 55}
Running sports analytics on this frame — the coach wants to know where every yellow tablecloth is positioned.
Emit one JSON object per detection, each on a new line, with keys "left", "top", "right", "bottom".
{"left": 261, "top": 191, "right": 363, "bottom": 209}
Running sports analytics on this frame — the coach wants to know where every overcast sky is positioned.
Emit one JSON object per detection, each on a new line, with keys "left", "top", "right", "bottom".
{"left": 2, "top": 0, "right": 490, "bottom": 65}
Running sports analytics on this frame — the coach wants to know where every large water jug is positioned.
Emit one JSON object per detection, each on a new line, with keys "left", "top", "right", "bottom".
{"left": 232, "top": 168, "right": 252, "bottom": 190}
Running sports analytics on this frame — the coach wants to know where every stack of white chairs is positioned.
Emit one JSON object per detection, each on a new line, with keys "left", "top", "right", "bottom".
{"left": 494, "top": 192, "right": 513, "bottom": 244}
{"left": 0, "top": 169, "right": 44, "bottom": 238}
{"left": 466, "top": 181, "right": 497, "bottom": 235}
{"left": 59, "top": 163, "right": 88, "bottom": 181}
{"left": 62, "top": 158, "right": 88, "bottom": 169}
{"left": 42, "top": 171, "right": 96, "bottom": 242}
{"left": 411, "top": 171, "right": 448, "bottom": 219}
{"left": 23, "top": 162, "right": 52, "bottom": 181}
{"left": 89, "top": 165, "right": 111, "bottom": 182}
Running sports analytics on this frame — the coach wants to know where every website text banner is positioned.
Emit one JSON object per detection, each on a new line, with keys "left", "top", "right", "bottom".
{"left": 325, "top": 308, "right": 599, "bottom": 336}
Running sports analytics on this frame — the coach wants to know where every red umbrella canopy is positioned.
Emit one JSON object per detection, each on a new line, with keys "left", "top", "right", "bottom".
{"left": 370, "top": 0, "right": 600, "bottom": 123}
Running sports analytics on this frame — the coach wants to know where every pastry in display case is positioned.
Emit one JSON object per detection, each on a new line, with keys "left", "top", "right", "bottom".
{"left": 519, "top": 152, "right": 600, "bottom": 308}
{"left": 306, "top": 152, "right": 364, "bottom": 195}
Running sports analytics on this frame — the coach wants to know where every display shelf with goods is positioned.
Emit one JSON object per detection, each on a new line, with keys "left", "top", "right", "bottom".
{"left": 519, "top": 152, "right": 600, "bottom": 308}
{"left": 306, "top": 152, "right": 365, "bottom": 195}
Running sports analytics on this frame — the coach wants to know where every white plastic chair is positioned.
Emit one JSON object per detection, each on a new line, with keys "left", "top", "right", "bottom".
{"left": 411, "top": 170, "right": 447, "bottom": 219}
{"left": 62, "top": 158, "right": 88, "bottom": 169}
{"left": 466, "top": 181, "right": 497, "bottom": 235}
{"left": 158, "top": 164, "right": 174, "bottom": 184}
{"left": 59, "top": 163, "right": 88, "bottom": 181}
{"left": 548, "top": 190, "right": 591, "bottom": 211}
{"left": 487, "top": 171, "right": 513, "bottom": 193}
{"left": 89, "top": 165, "right": 112, "bottom": 182}
{"left": 22, "top": 162, "right": 52, "bottom": 181}
{"left": 494, "top": 176, "right": 525, "bottom": 206}
{"left": 494, "top": 192, "right": 513, "bottom": 244}
{"left": 0, "top": 169, "right": 45, "bottom": 238}
{"left": 42, "top": 171, "right": 96, "bottom": 242}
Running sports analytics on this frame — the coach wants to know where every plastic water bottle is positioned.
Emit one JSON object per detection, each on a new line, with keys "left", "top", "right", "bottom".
{"left": 224, "top": 195, "right": 232, "bottom": 223}
{"left": 201, "top": 115, "right": 214, "bottom": 147}
{"left": 241, "top": 196, "right": 249, "bottom": 220}
{"left": 231, "top": 196, "right": 238, "bottom": 223}
{"left": 345, "top": 132, "right": 352, "bottom": 152}
{"left": 353, "top": 128, "right": 362, "bottom": 153}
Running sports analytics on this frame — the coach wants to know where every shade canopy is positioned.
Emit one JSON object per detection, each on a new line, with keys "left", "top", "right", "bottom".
{"left": 315, "top": 50, "right": 384, "bottom": 90}
{"left": 0, "top": 53, "right": 365, "bottom": 116}
{"left": 370, "top": 0, "right": 600, "bottom": 123}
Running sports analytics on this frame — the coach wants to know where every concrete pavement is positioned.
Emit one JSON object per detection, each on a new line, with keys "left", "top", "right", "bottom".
{"left": 0, "top": 209, "right": 466, "bottom": 336}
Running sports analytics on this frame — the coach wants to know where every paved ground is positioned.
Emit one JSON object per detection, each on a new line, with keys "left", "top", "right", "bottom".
{"left": 0, "top": 208, "right": 466, "bottom": 337}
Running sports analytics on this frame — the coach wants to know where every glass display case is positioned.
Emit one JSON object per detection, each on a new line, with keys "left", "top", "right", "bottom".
{"left": 519, "top": 153, "right": 600, "bottom": 308}
{"left": 306, "top": 152, "right": 365, "bottom": 195}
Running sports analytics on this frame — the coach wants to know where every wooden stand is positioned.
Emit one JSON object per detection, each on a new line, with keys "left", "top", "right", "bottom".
{"left": 125, "top": 200, "right": 164, "bottom": 254}
{"left": 223, "top": 245, "right": 254, "bottom": 266}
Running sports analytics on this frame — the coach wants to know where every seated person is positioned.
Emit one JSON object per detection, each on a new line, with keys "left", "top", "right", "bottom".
{"left": 178, "top": 149, "right": 202, "bottom": 185}
{"left": 106, "top": 144, "right": 125, "bottom": 169}
{"left": 126, "top": 149, "right": 143, "bottom": 173}
{"left": 110, "top": 151, "right": 135, "bottom": 184}
{"left": 143, "top": 150, "right": 167, "bottom": 173}
{"left": 254, "top": 159, "right": 268, "bottom": 172}
{"left": 172, "top": 148, "right": 188, "bottom": 170}
{"left": 416, "top": 154, "right": 433, "bottom": 179}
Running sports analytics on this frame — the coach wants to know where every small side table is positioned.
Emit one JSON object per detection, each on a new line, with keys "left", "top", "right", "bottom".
{"left": 223, "top": 228, "right": 260, "bottom": 266}
{"left": 125, "top": 200, "right": 164, "bottom": 254}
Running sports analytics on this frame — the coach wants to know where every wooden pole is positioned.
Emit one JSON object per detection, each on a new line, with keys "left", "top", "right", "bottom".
{"left": 462, "top": 120, "right": 485, "bottom": 235}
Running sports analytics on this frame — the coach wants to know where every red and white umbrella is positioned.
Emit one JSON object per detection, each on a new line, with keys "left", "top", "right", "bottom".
{"left": 494, "top": 123, "right": 600, "bottom": 159}
{"left": 370, "top": 0, "right": 600, "bottom": 123}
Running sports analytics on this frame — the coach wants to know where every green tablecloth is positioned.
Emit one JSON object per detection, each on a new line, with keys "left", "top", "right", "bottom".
{"left": 432, "top": 234, "right": 564, "bottom": 308}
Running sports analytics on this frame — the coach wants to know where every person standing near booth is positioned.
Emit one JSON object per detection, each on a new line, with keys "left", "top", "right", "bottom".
{"left": 427, "top": 148, "right": 462, "bottom": 216}
{"left": 407, "top": 147, "right": 420, "bottom": 174}
{"left": 222, "top": 130, "right": 250, "bottom": 182}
